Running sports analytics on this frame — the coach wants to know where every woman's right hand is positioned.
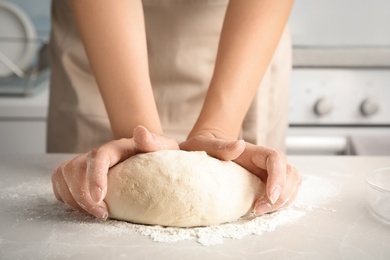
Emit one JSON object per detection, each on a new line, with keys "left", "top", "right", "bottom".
{"left": 51, "top": 125, "right": 179, "bottom": 220}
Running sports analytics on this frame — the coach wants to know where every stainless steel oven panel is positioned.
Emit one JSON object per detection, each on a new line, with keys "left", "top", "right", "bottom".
{"left": 289, "top": 69, "right": 390, "bottom": 125}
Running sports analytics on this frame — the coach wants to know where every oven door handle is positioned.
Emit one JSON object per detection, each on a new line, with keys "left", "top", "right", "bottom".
{"left": 286, "top": 136, "right": 349, "bottom": 155}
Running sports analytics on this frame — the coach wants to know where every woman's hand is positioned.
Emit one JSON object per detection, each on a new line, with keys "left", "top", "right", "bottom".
{"left": 180, "top": 132, "right": 301, "bottom": 216}
{"left": 233, "top": 142, "right": 301, "bottom": 216}
{"left": 51, "top": 125, "right": 179, "bottom": 219}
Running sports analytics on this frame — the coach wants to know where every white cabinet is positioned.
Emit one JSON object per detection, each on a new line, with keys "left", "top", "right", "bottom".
{"left": 0, "top": 85, "right": 48, "bottom": 154}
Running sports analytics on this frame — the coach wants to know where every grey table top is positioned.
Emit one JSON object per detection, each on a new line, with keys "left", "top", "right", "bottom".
{"left": 0, "top": 154, "right": 389, "bottom": 259}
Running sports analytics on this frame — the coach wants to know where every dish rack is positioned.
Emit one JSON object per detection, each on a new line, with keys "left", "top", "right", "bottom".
{"left": 0, "top": 41, "right": 50, "bottom": 96}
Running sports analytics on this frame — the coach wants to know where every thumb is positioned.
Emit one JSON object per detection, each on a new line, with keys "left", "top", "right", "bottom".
{"left": 133, "top": 125, "right": 179, "bottom": 152}
{"left": 181, "top": 135, "right": 245, "bottom": 161}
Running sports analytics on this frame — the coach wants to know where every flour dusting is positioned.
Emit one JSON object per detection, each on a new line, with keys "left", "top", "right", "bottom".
{"left": 0, "top": 174, "right": 336, "bottom": 246}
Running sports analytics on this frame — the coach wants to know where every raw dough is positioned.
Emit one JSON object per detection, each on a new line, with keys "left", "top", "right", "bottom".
{"left": 105, "top": 150, "right": 264, "bottom": 227}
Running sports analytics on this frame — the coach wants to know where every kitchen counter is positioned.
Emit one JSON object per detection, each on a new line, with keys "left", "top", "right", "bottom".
{"left": 0, "top": 154, "right": 389, "bottom": 259}
{"left": 0, "top": 84, "right": 48, "bottom": 154}
{"left": 0, "top": 83, "right": 48, "bottom": 119}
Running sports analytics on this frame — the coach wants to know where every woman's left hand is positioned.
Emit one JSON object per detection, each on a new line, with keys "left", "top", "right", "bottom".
{"left": 180, "top": 133, "right": 301, "bottom": 216}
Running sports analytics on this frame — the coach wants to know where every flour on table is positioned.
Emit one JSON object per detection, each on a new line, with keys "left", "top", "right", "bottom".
{"left": 0, "top": 170, "right": 337, "bottom": 246}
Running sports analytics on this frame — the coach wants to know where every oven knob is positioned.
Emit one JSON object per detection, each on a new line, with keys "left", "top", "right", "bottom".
{"left": 360, "top": 98, "right": 379, "bottom": 116}
{"left": 314, "top": 98, "right": 332, "bottom": 116}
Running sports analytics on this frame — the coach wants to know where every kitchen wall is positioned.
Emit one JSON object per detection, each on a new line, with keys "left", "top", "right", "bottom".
{"left": 10, "top": 0, "right": 390, "bottom": 47}
{"left": 289, "top": 0, "right": 390, "bottom": 47}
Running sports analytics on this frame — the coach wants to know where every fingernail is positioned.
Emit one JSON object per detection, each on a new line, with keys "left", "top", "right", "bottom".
{"left": 270, "top": 185, "right": 282, "bottom": 204}
{"left": 91, "top": 204, "right": 109, "bottom": 220}
{"left": 101, "top": 210, "right": 108, "bottom": 221}
{"left": 96, "top": 207, "right": 108, "bottom": 220}
{"left": 91, "top": 186, "right": 103, "bottom": 203}
{"left": 254, "top": 202, "right": 272, "bottom": 216}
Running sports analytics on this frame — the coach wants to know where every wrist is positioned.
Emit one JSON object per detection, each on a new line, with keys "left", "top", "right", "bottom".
{"left": 188, "top": 93, "right": 244, "bottom": 140}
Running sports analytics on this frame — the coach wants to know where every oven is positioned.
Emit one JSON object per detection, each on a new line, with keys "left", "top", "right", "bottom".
{"left": 286, "top": 0, "right": 390, "bottom": 156}
{"left": 286, "top": 68, "right": 390, "bottom": 156}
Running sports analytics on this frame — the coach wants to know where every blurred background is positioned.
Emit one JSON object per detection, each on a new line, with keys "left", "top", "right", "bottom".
{"left": 287, "top": 0, "right": 390, "bottom": 156}
{"left": 0, "top": 0, "right": 389, "bottom": 155}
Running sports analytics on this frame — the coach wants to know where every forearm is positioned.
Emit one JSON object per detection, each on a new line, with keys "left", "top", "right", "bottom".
{"left": 70, "top": 0, "right": 162, "bottom": 138}
{"left": 189, "top": 0, "right": 294, "bottom": 139}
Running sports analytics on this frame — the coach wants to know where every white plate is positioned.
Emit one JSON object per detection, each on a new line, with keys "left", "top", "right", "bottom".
{"left": 0, "top": 1, "right": 37, "bottom": 78}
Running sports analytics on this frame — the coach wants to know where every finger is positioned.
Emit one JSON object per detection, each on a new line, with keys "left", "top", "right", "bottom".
{"left": 87, "top": 138, "right": 138, "bottom": 204}
{"left": 133, "top": 125, "right": 179, "bottom": 152}
{"left": 262, "top": 150, "right": 287, "bottom": 204}
{"left": 62, "top": 158, "right": 108, "bottom": 220}
{"left": 235, "top": 144, "right": 287, "bottom": 204}
{"left": 233, "top": 143, "right": 270, "bottom": 179}
{"left": 181, "top": 135, "right": 246, "bottom": 161}
{"left": 280, "top": 165, "right": 302, "bottom": 208}
{"left": 53, "top": 163, "right": 86, "bottom": 213}
{"left": 51, "top": 166, "right": 64, "bottom": 202}
{"left": 266, "top": 164, "right": 300, "bottom": 209}
{"left": 254, "top": 164, "right": 301, "bottom": 215}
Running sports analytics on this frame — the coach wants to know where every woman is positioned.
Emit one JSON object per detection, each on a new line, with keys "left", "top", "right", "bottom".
{"left": 49, "top": 0, "right": 301, "bottom": 221}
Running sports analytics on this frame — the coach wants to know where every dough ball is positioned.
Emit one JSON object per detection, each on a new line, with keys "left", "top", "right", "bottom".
{"left": 105, "top": 150, "right": 264, "bottom": 227}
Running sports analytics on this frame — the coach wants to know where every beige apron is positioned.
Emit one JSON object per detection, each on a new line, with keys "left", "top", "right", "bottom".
{"left": 47, "top": 0, "right": 291, "bottom": 153}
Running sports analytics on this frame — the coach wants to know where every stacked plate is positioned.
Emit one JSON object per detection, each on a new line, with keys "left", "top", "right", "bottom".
{"left": 0, "top": 1, "right": 37, "bottom": 78}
